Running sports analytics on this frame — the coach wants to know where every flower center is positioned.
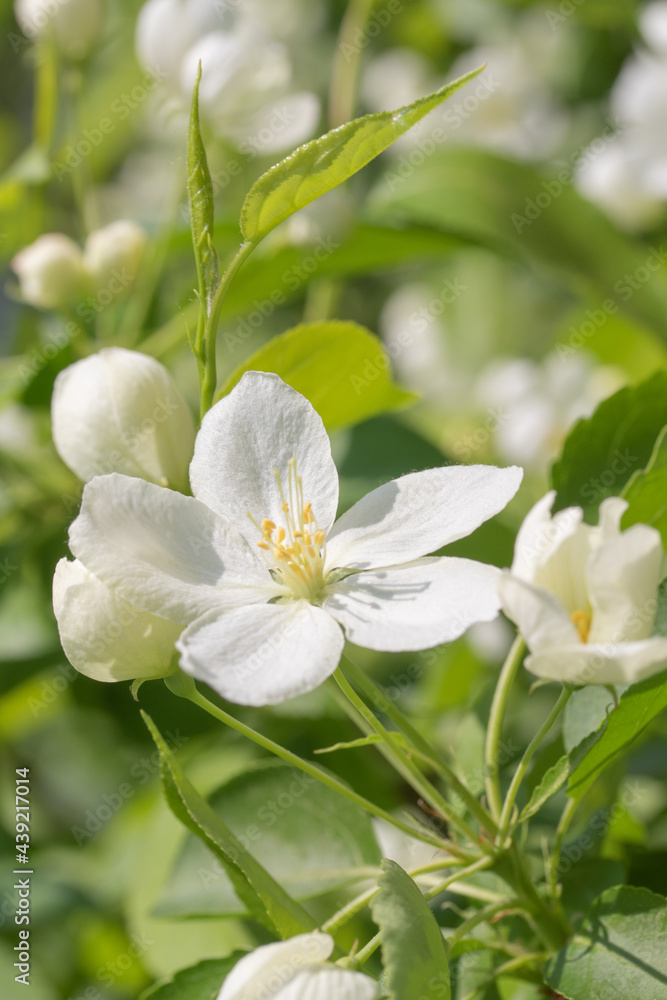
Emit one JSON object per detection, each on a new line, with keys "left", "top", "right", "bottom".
{"left": 249, "top": 458, "right": 328, "bottom": 603}
{"left": 571, "top": 609, "right": 592, "bottom": 643}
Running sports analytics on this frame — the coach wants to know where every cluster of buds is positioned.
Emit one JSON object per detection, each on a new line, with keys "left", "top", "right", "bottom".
{"left": 11, "top": 221, "right": 148, "bottom": 312}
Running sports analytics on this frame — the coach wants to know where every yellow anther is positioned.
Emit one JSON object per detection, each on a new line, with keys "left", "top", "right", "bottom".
{"left": 261, "top": 519, "right": 276, "bottom": 534}
{"left": 274, "top": 548, "right": 288, "bottom": 561}
{"left": 275, "top": 527, "right": 285, "bottom": 543}
{"left": 281, "top": 502, "right": 289, "bottom": 513}
{"left": 303, "top": 502, "right": 313, "bottom": 523}
{"left": 313, "top": 530, "right": 326, "bottom": 546}
{"left": 256, "top": 540, "right": 270, "bottom": 550}
{"left": 571, "top": 609, "right": 592, "bottom": 644}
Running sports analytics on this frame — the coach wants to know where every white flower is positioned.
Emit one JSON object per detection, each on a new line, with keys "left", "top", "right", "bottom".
{"left": 217, "top": 933, "right": 378, "bottom": 1000}
{"left": 53, "top": 559, "right": 180, "bottom": 682}
{"left": 12, "top": 234, "right": 89, "bottom": 311}
{"left": 15, "top": 0, "right": 103, "bottom": 61}
{"left": 84, "top": 221, "right": 148, "bottom": 294}
{"left": 51, "top": 348, "right": 196, "bottom": 491}
{"left": 64, "top": 372, "right": 522, "bottom": 706}
{"left": 135, "top": 0, "right": 319, "bottom": 151}
{"left": 499, "top": 492, "right": 667, "bottom": 685}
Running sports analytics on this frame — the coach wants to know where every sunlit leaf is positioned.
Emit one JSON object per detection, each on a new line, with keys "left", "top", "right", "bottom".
{"left": 240, "top": 69, "right": 482, "bottom": 243}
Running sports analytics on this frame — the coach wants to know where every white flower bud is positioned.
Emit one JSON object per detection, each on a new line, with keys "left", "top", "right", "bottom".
{"left": 51, "top": 347, "right": 196, "bottom": 491}
{"left": 53, "top": 558, "right": 180, "bottom": 682}
{"left": 15, "top": 0, "right": 104, "bottom": 61}
{"left": 12, "top": 234, "right": 89, "bottom": 311}
{"left": 84, "top": 221, "right": 148, "bottom": 296}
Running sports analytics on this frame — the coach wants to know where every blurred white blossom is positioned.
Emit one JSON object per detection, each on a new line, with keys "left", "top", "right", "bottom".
{"left": 12, "top": 234, "right": 90, "bottom": 311}
{"left": 135, "top": 0, "right": 320, "bottom": 151}
{"left": 84, "top": 221, "right": 148, "bottom": 295}
{"left": 575, "top": 1, "right": 667, "bottom": 229}
{"left": 15, "top": 0, "right": 104, "bottom": 61}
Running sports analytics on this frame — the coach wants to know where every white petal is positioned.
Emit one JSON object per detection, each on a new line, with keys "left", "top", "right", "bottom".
{"left": 324, "top": 558, "right": 502, "bottom": 652}
{"left": 587, "top": 523, "right": 663, "bottom": 643}
{"left": 53, "top": 559, "right": 180, "bottom": 682}
{"left": 275, "top": 967, "right": 380, "bottom": 1000}
{"left": 498, "top": 573, "right": 579, "bottom": 652}
{"left": 325, "top": 465, "right": 523, "bottom": 571}
{"left": 526, "top": 637, "right": 667, "bottom": 686}
{"left": 52, "top": 348, "right": 196, "bottom": 490}
{"left": 218, "top": 935, "right": 334, "bottom": 1000}
{"left": 178, "top": 600, "right": 345, "bottom": 706}
{"left": 511, "top": 491, "right": 584, "bottom": 584}
{"left": 69, "top": 475, "right": 279, "bottom": 625}
{"left": 190, "top": 372, "right": 339, "bottom": 539}
{"left": 597, "top": 496, "right": 629, "bottom": 540}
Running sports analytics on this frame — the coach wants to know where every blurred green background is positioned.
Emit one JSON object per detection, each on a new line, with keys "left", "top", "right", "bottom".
{"left": 2, "top": 0, "right": 667, "bottom": 997}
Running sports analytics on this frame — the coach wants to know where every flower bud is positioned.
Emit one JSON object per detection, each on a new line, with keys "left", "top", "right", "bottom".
{"left": 53, "top": 558, "right": 180, "bottom": 682}
{"left": 12, "top": 234, "right": 89, "bottom": 311}
{"left": 51, "top": 347, "right": 196, "bottom": 491}
{"left": 15, "top": 0, "right": 104, "bottom": 61}
{"left": 84, "top": 220, "right": 148, "bottom": 296}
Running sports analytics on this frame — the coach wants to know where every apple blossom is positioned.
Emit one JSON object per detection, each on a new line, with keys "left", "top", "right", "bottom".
{"left": 499, "top": 491, "right": 667, "bottom": 685}
{"left": 84, "top": 221, "right": 148, "bottom": 294}
{"left": 217, "top": 933, "right": 378, "bottom": 1000}
{"left": 15, "top": 0, "right": 104, "bottom": 61}
{"left": 53, "top": 559, "right": 180, "bottom": 682}
{"left": 12, "top": 234, "right": 89, "bottom": 311}
{"left": 51, "top": 347, "right": 196, "bottom": 491}
{"left": 64, "top": 371, "right": 522, "bottom": 706}
{"left": 135, "top": 0, "right": 319, "bottom": 151}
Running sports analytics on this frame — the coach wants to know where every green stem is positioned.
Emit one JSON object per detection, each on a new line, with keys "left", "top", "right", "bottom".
{"left": 180, "top": 681, "right": 451, "bottom": 852}
{"left": 485, "top": 637, "right": 525, "bottom": 821}
{"left": 496, "top": 686, "right": 572, "bottom": 845}
{"left": 507, "top": 843, "right": 570, "bottom": 951}
{"left": 329, "top": 0, "right": 377, "bottom": 127}
{"left": 445, "top": 901, "right": 517, "bottom": 951}
{"left": 333, "top": 669, "right": 491, "bottom": 855}
{"left": 342, "top": 656, "right": 496, "bottom": 836}
{"left": 549, "top": 796, "right": 579, "bottom": 899}
{"left": 198, "top": 240, "right": 256, "bottom": 417}
{"left": 322, "top": 858, "right": 469, "bottom": 935}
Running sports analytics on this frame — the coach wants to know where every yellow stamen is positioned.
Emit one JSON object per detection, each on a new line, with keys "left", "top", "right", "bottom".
{"left": 261, "top": 519, "right": 276, "bottom": 534}
{"left": 256, "top": 540, "right": 270, "bottom": 550}
{"left": 571, "top": 609, "right": 592, "bottom": 643}
{"left": 313, "top": 530, "right": 326, "bottom": 546}
{"left": 275, "top": 527, "right": 285, "bottom": 543}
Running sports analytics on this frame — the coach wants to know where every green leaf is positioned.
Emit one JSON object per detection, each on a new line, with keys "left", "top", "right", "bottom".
{"left": 240, "top": 69, "right": 483, "bottom": 244}
{"left": 187, "top": 65, "right": 219, "bottom": 313}
{"left": 139, "top": 955, "right": 246, "bottom": 1000}
{"left": 370, "top": 859, "right": 450, "bottom": 1000}
{"left": 545, "top": 886, "right": 667, "bottom": 1000}
{"left": 519, "top": 727, "right": 601, "bottom": 821}
{"left": 520, "top": 755, "right": 570, "bottom": 821}
{"left": 567, "top": 670, "right": 667, "bottom": 799}
{"left": 551, "top": 370, "right": 667, "bottom": 520}
{"left": 369, "top": 148, "right": 667, "bottom": 340}
{"left": 622, "top": 425, "right": 667, "bottom": 545}
{"left": 155, "top": 760, "right": 382, "bottom": 918}
{"left": 141, "top": 712, "right": 315, "bottom": 937}
{"left": 653, "top": 579, "right": 667, "bottom": 637}
{"left": 217, "top": 321, "right": 417, "bottom": 431}
{"left": 559, "top": 859, "right": 627, "bottom": 919}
